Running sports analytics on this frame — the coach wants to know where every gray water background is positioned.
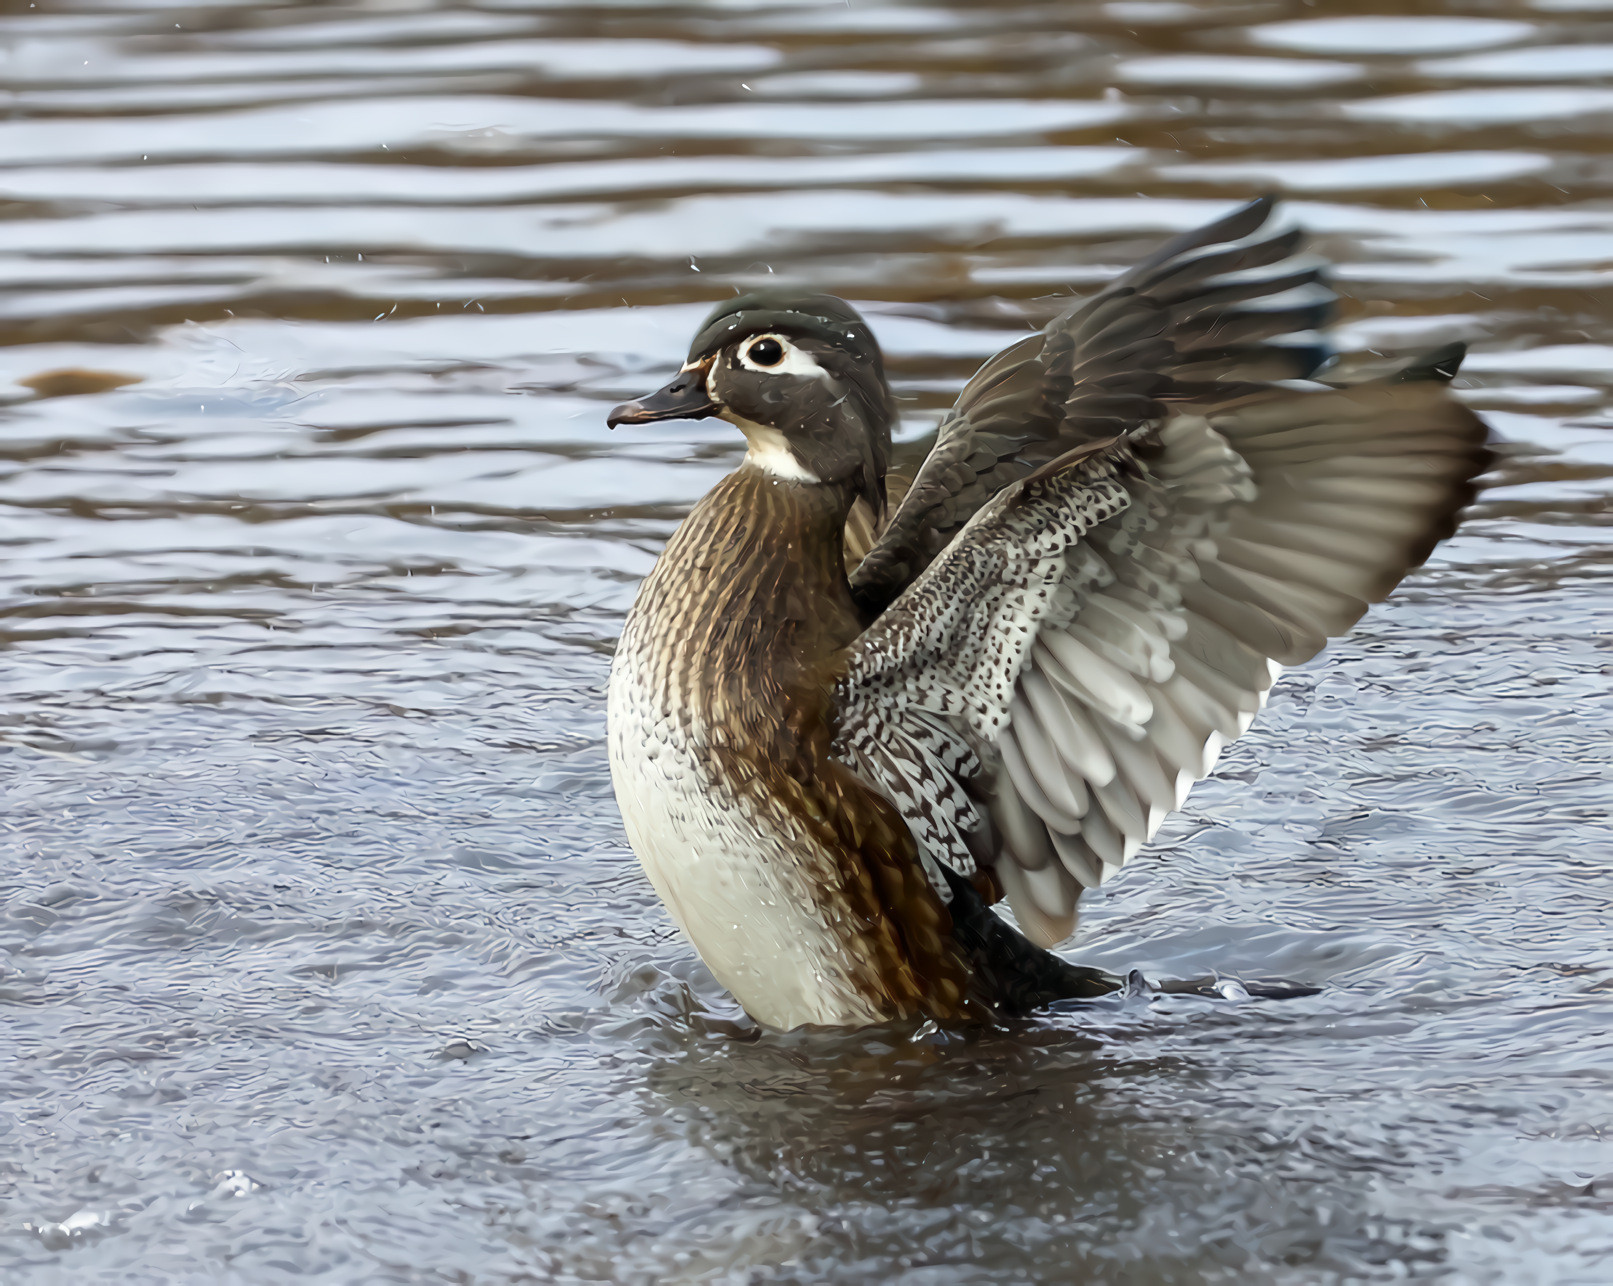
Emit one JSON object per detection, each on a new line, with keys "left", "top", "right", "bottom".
{"left": 2, "top": 0, "right": 1612, "bottom": 1281}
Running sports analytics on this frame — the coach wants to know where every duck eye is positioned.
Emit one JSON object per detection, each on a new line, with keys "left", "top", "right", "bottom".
{"left": 745, "top": 337, "right": 785, "bottom": 368}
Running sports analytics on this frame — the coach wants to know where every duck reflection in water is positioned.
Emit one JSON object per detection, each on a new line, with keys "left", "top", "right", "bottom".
{"left": 622, "top": 964, "right": 1408, "bottom": 1279}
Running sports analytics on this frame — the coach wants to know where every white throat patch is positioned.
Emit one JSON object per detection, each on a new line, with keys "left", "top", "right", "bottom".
{"left": 727, "top": 415, "right": 821, "bottom": 483}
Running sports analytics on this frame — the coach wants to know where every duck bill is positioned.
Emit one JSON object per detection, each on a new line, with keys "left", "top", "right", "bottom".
{"left": 607, "top": 363, "right": 718, "bottom": 427}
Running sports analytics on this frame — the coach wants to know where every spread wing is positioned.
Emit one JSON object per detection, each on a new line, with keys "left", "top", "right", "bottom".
{"left": 834, "top": 200, "right": 1491, "bottom": 946}
{"left": 849, "top": 194, "right": 1329, "bottom": 615}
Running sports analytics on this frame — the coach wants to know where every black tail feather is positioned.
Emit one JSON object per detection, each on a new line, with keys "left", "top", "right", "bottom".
{"left": 944, "top": 867, "right": 1118, "bottom": 1011}
{"left": 942, "top": 867, "right": 1321, "bottom": 1014}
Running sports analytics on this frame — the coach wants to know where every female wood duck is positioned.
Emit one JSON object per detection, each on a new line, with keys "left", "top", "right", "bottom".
{"left": 606, "top": 197, "right": 1489, "bottom": 1030}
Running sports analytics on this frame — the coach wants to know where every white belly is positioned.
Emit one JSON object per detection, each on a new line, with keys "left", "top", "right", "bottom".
{"left": 606, "top": 631, "right": 887, "bottom": 1029}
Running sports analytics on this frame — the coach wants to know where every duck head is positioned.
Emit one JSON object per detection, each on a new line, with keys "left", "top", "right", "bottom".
{"left": 608, "top": 291, "right": 897, "bottom": 517}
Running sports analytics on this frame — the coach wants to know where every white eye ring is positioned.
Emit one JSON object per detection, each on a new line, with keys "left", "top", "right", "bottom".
{"left": 739, "top": 334, "right": 787, "bottom": 370}
{"left": 736, "top": 333, "right": 830, "bottom": 379}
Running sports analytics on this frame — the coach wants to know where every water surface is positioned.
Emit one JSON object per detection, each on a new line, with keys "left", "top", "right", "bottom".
{"left": 3, "top": 0, "right": 1612, "bottom": 1281}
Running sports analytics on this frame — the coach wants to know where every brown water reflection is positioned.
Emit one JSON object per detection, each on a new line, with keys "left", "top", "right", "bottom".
{"left": 3, "top": 1, "right": 1612, "bottom": 1281}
